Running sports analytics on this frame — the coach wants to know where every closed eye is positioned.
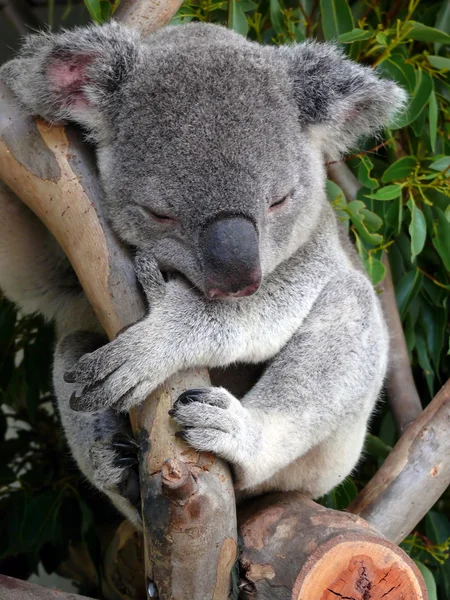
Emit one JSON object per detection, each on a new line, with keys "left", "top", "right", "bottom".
{"left": 141, "top": 207, "right": 179, "bottom": 225}
{"left": 269, "top": 192, "right": 292, "bottom": 212}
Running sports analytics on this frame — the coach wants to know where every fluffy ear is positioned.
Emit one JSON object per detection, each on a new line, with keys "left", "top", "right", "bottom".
{"left": 278, "top": 42, "right": 407, "bottom": 157}
{"left": 0, "top": 23, "right": 141, "bottom": 141}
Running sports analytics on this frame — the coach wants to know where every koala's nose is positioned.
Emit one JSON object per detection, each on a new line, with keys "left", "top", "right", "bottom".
{"left": 201, "top": 216, "right": 262, "bottom": 299}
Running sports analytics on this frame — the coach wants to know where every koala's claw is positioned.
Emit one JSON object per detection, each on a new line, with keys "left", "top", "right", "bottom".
{"left": 170, "top": 387, "right": 250, "bottom": 467}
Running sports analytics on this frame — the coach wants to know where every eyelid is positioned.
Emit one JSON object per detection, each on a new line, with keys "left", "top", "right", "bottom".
{"left": 269, "top": 190, "right": 292, "bottom": 211}
{"left": 139, "top": 205, "right": 179, "bottom": 224}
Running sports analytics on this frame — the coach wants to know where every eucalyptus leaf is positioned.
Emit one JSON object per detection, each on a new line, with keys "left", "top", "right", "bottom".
{"left": 413, "top": 561, "right": 438, "bottom": 600}
{"left": 365, "top": 184, "right": 403, "bottom": 201}
{"left": 427, "top": 55, "right": 450, "bottom": 70}
{"left": 407, "top": 197, "right": 427, "bottom": 261}
{"left": 428, "top": 91, "right": 438, "bottom": 153}
{"left": 382, "top": 156, "right": 416, "bottom": 183}
{"left": 320, "top": 0, "right": 354, "bottom": 40}
{"left": 270, "top": 0, "right": 284, "bottom": 35}
{"left": 432, "top": 206, "right": 450, "bottom": 270}
{"left": 407, "top": 21, "right": 450, "bottom": 45}
{"left": 395, "top": 268, "right": 423, "bottom": 320}
{"left": 429, "top": 156, "right": 450, "bottom": 172}
{"left": 338, "top": 28, "right": 373, "bottom": 43}
{"left": 394, "top": 69, "right": 433, "bottom": 129}
{"left": 228, "top": 0, "right": 248, "bottom": 35}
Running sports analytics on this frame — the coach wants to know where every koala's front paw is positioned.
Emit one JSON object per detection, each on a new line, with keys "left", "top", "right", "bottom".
{"left": 170, "top": 388, "right": 253, "bottom": 468}
{"left": 65, "top": 257, "right": 169, "bottom": 413}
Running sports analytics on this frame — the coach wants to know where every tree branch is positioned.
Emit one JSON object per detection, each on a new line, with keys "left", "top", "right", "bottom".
{"left": 1, "top": 0, "right": 41, "bottom": 35}
{"left": 349, "top": 378, "right": 450, "bottom": 544}
{"left": 327, "top": 161, "right": 422, "bottom": 434}
{"left": 0, "top": 575, "right": 95, "bottom": 600}
{"left": 238, "top": 493, "right": 426, "bottom": 599}
{"left": 114, "top": 0, "right": 185, "bottom": 36}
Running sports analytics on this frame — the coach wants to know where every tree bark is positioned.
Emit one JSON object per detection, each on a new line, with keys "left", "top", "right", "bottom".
{"left": 327, "top": 161, "right": 423, "bottom": 433}
{"left": 349, "top": 378, "right": 450, "bottom": 544}
{"left": 0, "top": 575, "right": 94, "bottom": 600}
{"left": 238, "top": 493, "right": 427, "bottom": 600}
{"left": 114, "top": 0, "right": 185, "bottom": 35}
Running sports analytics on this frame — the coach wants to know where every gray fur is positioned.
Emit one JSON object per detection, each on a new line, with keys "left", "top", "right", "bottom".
{"left": 0, "top": 23, "right": 405, "bottom": 525}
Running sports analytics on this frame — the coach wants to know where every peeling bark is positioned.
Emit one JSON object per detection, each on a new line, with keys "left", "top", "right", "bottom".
{"left": 238, "top": 494, "right": 426, "bottom": 600}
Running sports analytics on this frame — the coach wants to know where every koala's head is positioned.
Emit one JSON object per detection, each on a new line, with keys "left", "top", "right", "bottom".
{"left": 1, "top": 23, "right": 405, "bottom": 300}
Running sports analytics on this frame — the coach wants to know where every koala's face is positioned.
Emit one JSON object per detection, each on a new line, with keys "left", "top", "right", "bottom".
{"left": 99, "top": 38, "right": 325, "bottom": 298}
{"left": 2, "top": 23, "right": 406, "bottom": 299}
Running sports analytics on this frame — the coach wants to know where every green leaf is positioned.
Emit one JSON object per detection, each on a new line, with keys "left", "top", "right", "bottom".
{"left": 347, "top": 201, "right": 383, "bottom": 244}
{"left": 407, "top": 198, "right": 426, "bottom": 261}
{"left": 326, "top": 180, "right": 346, "bottom": 203}
{"left": 270, "top": 0, "right": 284, "bottom": 36}
{"left": 365, "top": 184, "right": 403, "bottom": 201}
{"left": 435, "top": 1, "right": 450, "bottom": 53}
{"left": 364, "top": 433, "right": 392, "bottom": 460}
{"left": 323, "top": 478, "right": 358, "bottom": 510}
{"left": 428, "top": 91, "right": 438, "bottom": 153}
{"left": 432, "top": 206, "right": 450, "bottom": 270}
{"left": 84, "top": 0, "right": 101, "bottom": 22}
{"left": 382, "top": 156, "right": 416, "bottom": 183}
{"left": 338, "top": 28, "right": 373, "bottom": 43}
{"left": 429, "top": 156, "right": 450, "bottom": 172}
{"left": 394, "top": 69, "right": 433, "bottom": 129}
{"left": 357, "top": 156, "right": 378, "bottom": 189}
{"left": 426, "top": 511, "right": 450, "bottom": 545}
{"left": 427, "top": 55, "right": 450, "bottom": 70}
{"left": 320, "top": 0, "right": 354, "bottom": 41}
{"left": 407, "top": 22, "right": 450, "bottom": 45}
{"left": 355, "top": 237, "right": 385, "bottom": 285}
{"left": 395, "top": 268, "right": 423, "bottom": 320}
{"left": 413, "top": 561, "right": 437, "bottom": 600}
{"left": 376, "top": 32, "right": 388, "bottom": 47}
{"left": 84, "top": 0, "right": 112, "bottom": 23}
{"left": 379, "top": 411, "right": 396, "bottom": 447}
{"left": 360, "top": 208, "right": 382, "bottom": 232}
{"left": 420, "top": 302, "right": 446, "bottom": 375}
{"left": 379, "top": 55, "right": 416, "bottom": 93}
{"left": 228, "top": 0, "right": 248, "bottom": 35}
{"left": 415, "top": 327, "right": 435, "bottom": 397}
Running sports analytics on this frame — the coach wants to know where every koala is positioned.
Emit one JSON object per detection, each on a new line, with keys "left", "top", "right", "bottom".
{"left": 0, "top": 22, "right": 406, "bottom": 527}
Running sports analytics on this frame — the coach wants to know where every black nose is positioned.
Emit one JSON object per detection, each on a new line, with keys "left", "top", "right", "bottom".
{"left": 201, "top": 216, "right": 261, "bottom": 299}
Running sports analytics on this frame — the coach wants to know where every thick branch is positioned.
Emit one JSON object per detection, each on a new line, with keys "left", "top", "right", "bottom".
{"left": 0, "top": 575, "right": 94, "bottom": 600}
{"left": 349, "top": 378, "right": 450, "bottom": 543}
{"left": 238, "top": 493, "right": 426, "bottom": 599}
{"left": 327, "top": 161, "right": 422, "bottom": 433}
{"left": 114, "top": 0, "right": 184, "bottom": 35}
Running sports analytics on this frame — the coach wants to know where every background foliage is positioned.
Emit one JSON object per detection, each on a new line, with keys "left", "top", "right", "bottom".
{"left": 0, "top": 0, "right": 449, "bottom": 598}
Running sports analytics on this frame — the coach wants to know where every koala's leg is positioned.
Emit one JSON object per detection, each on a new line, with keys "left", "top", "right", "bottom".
{"left": 244, "top": 416, "right": 368, "bottom": 500}
{"left": 54, "top": 332, "right": 141, "bottom": 528}
{"left": 171, "top": 272, "right": 388, "bottom": 493}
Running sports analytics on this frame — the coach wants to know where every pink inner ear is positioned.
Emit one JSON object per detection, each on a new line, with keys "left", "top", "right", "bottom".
{"left": 47, "top": 54, "right": 94, "bottom": 109}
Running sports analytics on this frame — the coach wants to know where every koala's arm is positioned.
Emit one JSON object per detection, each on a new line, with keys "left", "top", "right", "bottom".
{"left": 170, "top": 271, "right": 388, "bottom": 492}
{"left": 65, "top": 246, "right": 334, "bottom": 412}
